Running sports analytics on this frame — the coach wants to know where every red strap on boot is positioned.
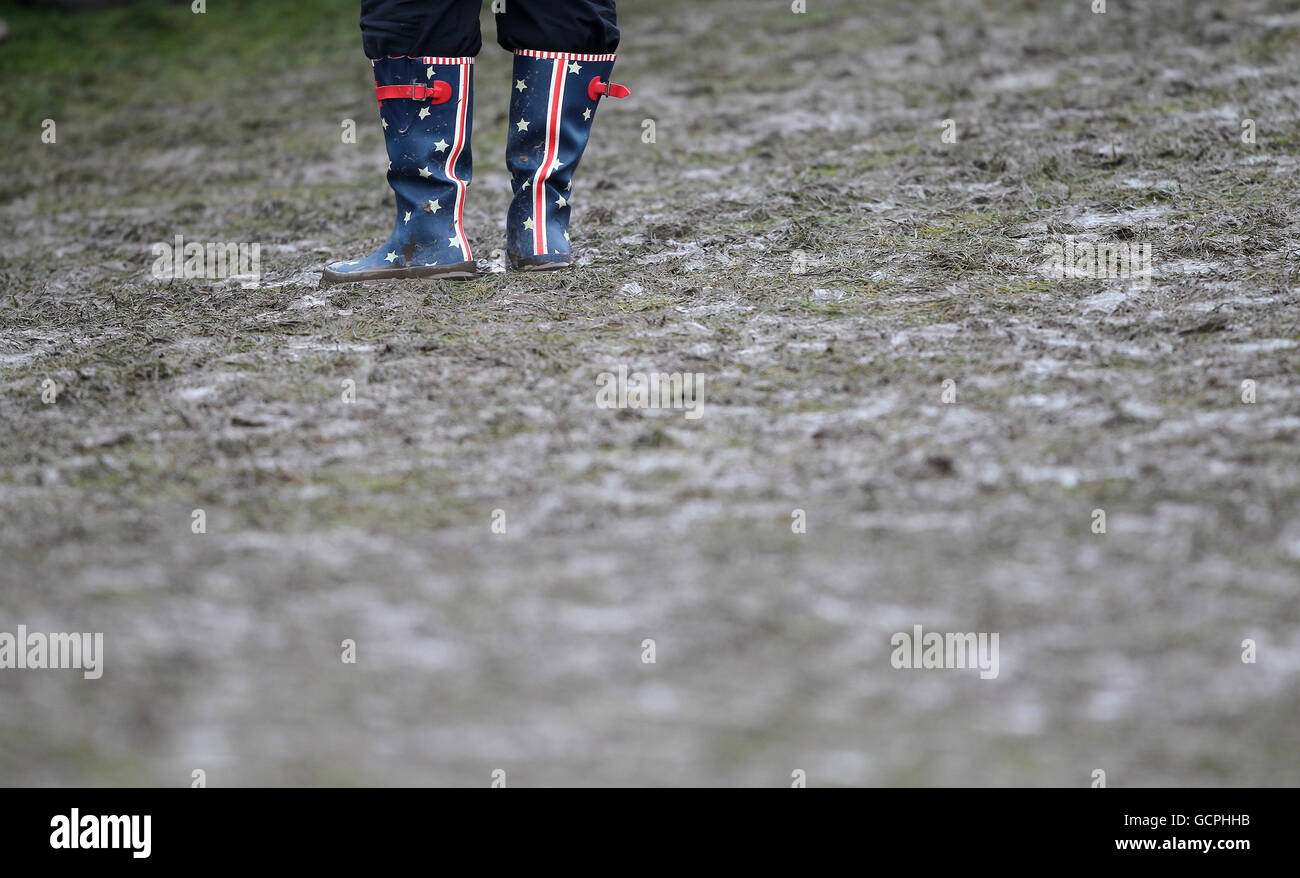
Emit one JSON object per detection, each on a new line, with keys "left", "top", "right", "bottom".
{"left": 588, "top": 77, "right": 630, "bottom": 101}
{"left": 375, "top": 81, "right": 452, "bottom": 105}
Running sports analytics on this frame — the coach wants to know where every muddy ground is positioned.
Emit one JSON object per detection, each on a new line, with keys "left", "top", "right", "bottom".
{"left": 0, "top": 0, "right": 1297, "bottom": 786}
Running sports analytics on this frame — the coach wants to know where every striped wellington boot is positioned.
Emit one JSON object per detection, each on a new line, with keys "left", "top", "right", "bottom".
{"left": 505, "top": 49, "right": 629, "bottom": 271}
{"left": 323, "top": 55, "right": 475, "bottom": 284}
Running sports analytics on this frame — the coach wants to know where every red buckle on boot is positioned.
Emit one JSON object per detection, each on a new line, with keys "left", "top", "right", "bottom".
{"left": 588, "top": 77, "right": 630, "bottom": 101}
{"left": 375, "top": 80, "right": 452, "bottom": 105}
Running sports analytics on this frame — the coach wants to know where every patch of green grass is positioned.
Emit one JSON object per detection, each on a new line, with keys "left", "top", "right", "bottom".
{"left": 773, "top": 397, "right": 844, "bottom": 415}
{"left": 1243, "top": 25, "right": 1300, "bottom": 63}
{"left": 0, "top": 0, "right": 358, "bottom": 131}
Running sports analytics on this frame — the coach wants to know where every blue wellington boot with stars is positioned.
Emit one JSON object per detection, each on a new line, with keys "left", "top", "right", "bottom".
{"left": 505, "top": 49, "right": 629, "bottom": 271}
{"left": 323, "top": 55, "right": 476, "bottom": 283}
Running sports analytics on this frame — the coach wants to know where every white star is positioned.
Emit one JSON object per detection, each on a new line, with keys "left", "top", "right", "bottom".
{"left": 515, "top": 79, "right": 528, "bottom": 92}
{"left": 418, "top": 106, "right": 431, "bottom": 120}
{"left": 555, "top": 195, "right": 568, "bottom": 208}
{"left": 404, "top": 211, "right": 412, "bottom": 223}
{"left": 418, "top": 166, "right": 432, "bottom": 178}
{"left": 522, "top": 180, "right": 530, "bottom": 190}
{"left": 550, "top": 159, "right": 563, "bottom": 172}
{"left": 381, "top": 118, "right": 388, "bottom": 129}
{"left": 567, "top": 61, "right": 582, "bottom": 74}
{"left": 565, "top": 180, "right": 572, "bottom": 190}
{"left": 425, "top": 199, "right": 441, "bottom": 214}
{"left": 523, "top": 217, "right": 536, "bottom": 230}
{"left": 433, "top": 138, "right": 449, "bottom": 152}
{"left": 384, "top": 251, "right": 399, "bottom": 263}
{"left": 516, "top": 119, "right": 530, "bottom": 132}
{"left": 448, "top": 237, "right": 462, "bottom": 248}
{"left": 387, "top": 161, "right": 392, "bottom": 170}
{"left": 427, "top": 65, "right": 435, "bottom": 78}
{"left": 582, "top": 107, "right": 592, "bottom": 121}
{"left": 564, "top": 231, "right": 570, "bottom": 241}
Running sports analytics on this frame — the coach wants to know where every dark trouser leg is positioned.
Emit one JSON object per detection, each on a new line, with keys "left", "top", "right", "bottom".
{"left": 495, "top": 0, "right": 619, "bottom": 54}
{"left": 360, "top": 0, "right": 484, "bottom": 58}
{"left": 496, "top": 0, "right": 618, "bottom": 54}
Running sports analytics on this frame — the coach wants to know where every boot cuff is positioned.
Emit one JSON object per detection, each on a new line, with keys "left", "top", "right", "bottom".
{"left": 371, "top": 55, "right": 475, "bottom": 66}
{"left": 515, "top": 49, "right": 616, "bottom": 62}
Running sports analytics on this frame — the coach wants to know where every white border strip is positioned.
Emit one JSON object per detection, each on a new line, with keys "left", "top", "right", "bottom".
{"left": 371, "top": 56, "right": 475, "bottom": 67}
{"left": 532, "top": 57, "right": 568, "bottom": 255}
{"left": 446, "top": 62, "right": 472, "bottom": 260}
{"left": 516, "top": 49, "right": 617, "bottom": 62}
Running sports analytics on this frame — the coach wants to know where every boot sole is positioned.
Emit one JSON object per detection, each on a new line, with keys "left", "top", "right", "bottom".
{"left": 507, "top": 252, "right": 574, "bottom": 272}
{"left": 320, "top": 261, "right": 478, "bottom": 285}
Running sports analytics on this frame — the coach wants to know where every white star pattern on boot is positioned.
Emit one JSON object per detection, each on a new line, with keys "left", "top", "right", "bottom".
{"left": 448, "top": 237, "right": 462, "bottom": 248}
{"left": 404, "top": 211, "right": 412, "bottom": 223}
{"left": 418, "top": 166, "right": 432, "bottom": 178}
{"left": 567, "top": 61, "right": 582, "bottom": 74}
{"left": 433, "top": 138, "right": 449, "bottom": 152}
{"left": 555, "top": 195, "right": 568, "bottom": 208}
{"left": 381, "top": 118, "right": 388, "bottom": 129}
{"left": 425, "top": 199, "right": 441, "bottom": 214}
{"left": 516, "top": 119, "right": 530, "bottom": 132}
{"left": 583, "top": 107, "right": 592, "bottom": 121}
{"left": 384, "top": 251, "right": 399, "bottom": 262}
{"left": 427, "top": 66, "right": 435, "bottom": 78}
{"left": 515, "top": 79, "right": 527, "bottom": 92}
{"left": 418, "top": 106, "right": 431, "bottom": 120}
{"left": 523, "top": 218, "right": 535, "bottom": 230}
